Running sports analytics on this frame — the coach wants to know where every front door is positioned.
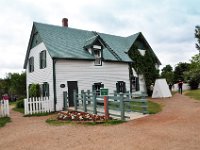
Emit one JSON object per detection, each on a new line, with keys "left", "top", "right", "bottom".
{"left": 67, "top": 81, "right": 78, "bottom": 107}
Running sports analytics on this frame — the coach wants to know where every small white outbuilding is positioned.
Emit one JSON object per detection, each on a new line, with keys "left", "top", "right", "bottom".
{"left": 152, "top": 78, "right": 172, "bottom": 98}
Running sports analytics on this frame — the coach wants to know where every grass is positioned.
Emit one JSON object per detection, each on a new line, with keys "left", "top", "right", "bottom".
{"left": 0, "top": 117, "right": 11, "bottom": 128}
{"left": 148, "top": 100, "right": 162, "bottom": 114}
{"left": 108, "top": 100, "right": 162, "bottom": 114}
{"left": 13, "top": 107, "right": 24, "bottom": 113}
{"left": 46, "top": 118, "right": 126, "bottom": 126}
{"left": 185, "top": 89, "right": 200, "bottom": 100}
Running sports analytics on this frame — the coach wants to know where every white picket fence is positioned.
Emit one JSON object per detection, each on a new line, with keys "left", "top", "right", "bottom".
{"left": 24, "top": 97, "right": 54, "bottom": 115}
{"left": 0, "top": 100, "right": 9, "bottom": 117}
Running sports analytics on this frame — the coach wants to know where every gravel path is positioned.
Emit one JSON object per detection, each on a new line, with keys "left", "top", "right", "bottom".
{"left": 1, "top": 93, "right": 200, "bottom": 150}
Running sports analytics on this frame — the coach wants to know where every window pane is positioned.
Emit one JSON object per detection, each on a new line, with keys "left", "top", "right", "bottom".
{"left": 29, "top": 57, "right": 34, "bottom": 72}
{"left": 40, "top": 51, "right": 46, "bottom": 69}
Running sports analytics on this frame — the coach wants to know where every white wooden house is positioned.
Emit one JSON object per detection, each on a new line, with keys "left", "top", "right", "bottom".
{"left": 23, "top": 18, "right": 161, "bottom": 111}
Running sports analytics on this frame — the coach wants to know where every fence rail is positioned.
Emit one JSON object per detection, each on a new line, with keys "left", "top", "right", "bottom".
{"left": 0, "top": 100, "right": 9, "bottom": 117}
{"left": 73, "top": 90, "right": 148, "bottom": 120}
{"left": 24, "top": 97, "right": 54, "bottom": 115}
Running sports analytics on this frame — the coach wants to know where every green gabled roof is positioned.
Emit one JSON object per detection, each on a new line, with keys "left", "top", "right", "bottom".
{"left": 24, "top": 22, "right": 161, "bottom": 69}
{"left": 34, "top": 22, "right": 95, "bottom": 59}
{"left": 97, "top": 32, "right": 138, "bottom": 61}
{"left": 84, "top": 35, "right": 99, "bottom": 48}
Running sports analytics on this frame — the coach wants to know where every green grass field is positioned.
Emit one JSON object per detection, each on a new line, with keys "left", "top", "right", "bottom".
{"left": 0, "top": 117, "right": 11, "bottom": 127}
{"left": 185, "top": 89, "right": 200, "bottom": 100}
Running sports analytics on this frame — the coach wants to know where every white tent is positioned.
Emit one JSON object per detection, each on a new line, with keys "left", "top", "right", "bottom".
{"left": 152, "top": 78, "right": 172, "bottom": 98}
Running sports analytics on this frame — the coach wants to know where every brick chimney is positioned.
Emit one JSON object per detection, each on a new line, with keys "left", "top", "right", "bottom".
{"left": 62, "top": 18, "right": 68, "bottom": 27}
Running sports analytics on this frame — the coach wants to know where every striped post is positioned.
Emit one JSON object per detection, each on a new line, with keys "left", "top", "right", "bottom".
{"left": 104, "top": 96, "right": 109, "bottom": 119}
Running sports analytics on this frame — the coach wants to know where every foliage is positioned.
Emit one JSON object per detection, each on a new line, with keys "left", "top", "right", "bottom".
{"left": 16, "top": 99, "right": 24, "bottom": 109}
{"left": 173, "top": 62, "right": 190, "bottom": 83}
{"left": 161, "top": 64, "right": 173, "bottom": 72}
{"left": 128, "top": 45, "right": 159, "bottom": 96}
{"left": 0, "top": 117, "right": 11, "bottom": 127}
{"left": 195, "top": 26, "right": 200, "bottom": 52}
{"left": 188, "top": 77, "right": 200, "bottom": 89}
{"left": 12, "top": 98, "right": 25, "bottom": 113}
{"left": 160, "top": 64, "right": 174, "bottom": 84}
{"left": 9, "top": 72, "right": 26, "bottom": 97}
{"left": 185, "top": 89, "right": 200, "bottom": 100}
{"left": 29, "top": 84, "right": 40, "bottom": 97}
{"left": 184, "top": 54, "right": 200, "bottom": 89}
{"left": 0, "top": 72, "right": 26, "bottom": 99}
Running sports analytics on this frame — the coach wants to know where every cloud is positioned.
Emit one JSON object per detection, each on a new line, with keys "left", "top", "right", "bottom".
{"left": 0, "top": 0, "right": 199, "bottom": 78}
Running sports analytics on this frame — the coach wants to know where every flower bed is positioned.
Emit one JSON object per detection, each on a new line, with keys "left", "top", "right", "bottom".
{"left": 57, "top": 110, "right": 112, "bottom": 122}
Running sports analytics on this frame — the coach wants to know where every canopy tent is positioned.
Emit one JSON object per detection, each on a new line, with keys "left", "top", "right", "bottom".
{"left": 152, "top": 78, "right": 172, "bottom": 98}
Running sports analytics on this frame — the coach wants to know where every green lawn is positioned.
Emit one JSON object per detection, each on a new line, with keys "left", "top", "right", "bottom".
{"left": 0, "top": 117, "right": 11, "bottom": 127}
{"left": 148, "top": 101, "right": 162, "bottom": 114}
{"left": 185, "top": 89, "right": 200, "bottom": 100}
{"left": 108, "top": 100, "right": 162, "bottom": 114}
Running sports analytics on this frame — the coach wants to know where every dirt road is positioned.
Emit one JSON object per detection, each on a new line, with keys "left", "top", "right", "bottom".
{"left": 0, "top": 93, "right": 200, "bottom": 150}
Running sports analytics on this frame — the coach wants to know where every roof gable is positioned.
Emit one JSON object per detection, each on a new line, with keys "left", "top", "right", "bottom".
{"left": 128, "top": 32, "right": 161, "bottom": 65}
{"left": 24, "top": 22, "right": 161, "bottom": 68}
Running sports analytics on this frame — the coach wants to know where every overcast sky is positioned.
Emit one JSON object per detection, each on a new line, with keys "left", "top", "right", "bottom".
{"left": 0, "top": 0, "right": 199, "bottom": 78}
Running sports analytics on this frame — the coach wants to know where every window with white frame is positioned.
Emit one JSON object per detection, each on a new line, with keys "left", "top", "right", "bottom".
{"left": 94, "top": 49, "right": 102, "bottom": 66}
{"left": 29, "top": 57, "right": 34, "bottom": 72}
{"left": 40, "top": 50, "right": 46, "bottom": 69}
{"left": 40, "top": 82, "right": 49, "bottom": 97}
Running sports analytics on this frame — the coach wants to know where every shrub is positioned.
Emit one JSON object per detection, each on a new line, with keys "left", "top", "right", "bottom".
{"left": 189, "top": 79, "right": 199, "bottom": 89}
{"left": 29, "top": 84, "right": 40, "bottom": 97}
{"left": 16, "top": 99, "right": 24, "bottom": 109}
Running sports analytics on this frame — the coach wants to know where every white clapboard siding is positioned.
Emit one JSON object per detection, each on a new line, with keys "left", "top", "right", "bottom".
{"left": 55, "top": 60, "right": 130, "bottom": 110}
{"left": 26, "top": 42, "right": 54, "bottom": 101}
{"left": 0, "top": 100, "right": 9, "bottom": 117}
{"left": 24, "top": 97, "right": 54, "bottom": 115}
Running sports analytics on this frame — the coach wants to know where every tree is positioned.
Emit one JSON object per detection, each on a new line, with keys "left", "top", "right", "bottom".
{"left": 195, "top": 26, "right": 200, "bottom": 53}
{"left": 184, "top": 54, "right": 200, "bottom": 89}
{"left": 0, "top": 72, "right": 26, "bottom": 99}
{"left": 8, "top": 72, "right": 26, "bottom": 97}
{"left": 160, "top": 65, "right": 174, "bottom": 84}
{"left": 173, "top": 62, "right": 190, "bottom": 83}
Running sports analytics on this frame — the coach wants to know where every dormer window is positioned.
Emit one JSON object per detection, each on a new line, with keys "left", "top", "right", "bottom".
{"left": 93, "top": 45, "right": 102, "bottom": 66}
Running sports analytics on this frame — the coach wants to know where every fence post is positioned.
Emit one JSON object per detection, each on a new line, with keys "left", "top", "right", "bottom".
{"left": 81, "top": 90, "right": 84, "bottom": 105}
{"left": 83, "top": 92, "right": 87, "bottom": 112}
{"left": 141, "top": 94, "right": 148, "bottom": 114}
{"left": 73, "top": 90, "right": 77, "bottom": 111}
{"left": 93, "top": 92, "right": 97, "bottom": 114}
{"left": 24, "top": 98, "right": 26, "bottom": 115}
{"left": 104, "top": 96, "right": 109, "bottom": 119}
{"left": 63, "top": 91, "right": 68, "bottom": 111}
{"left": 114, "top": 90, "right": 117, "bottom": 101}
{"left": 120, "top": 93, "right": 125, "bottom": 121}
{"left": 87, "top": 90, "right": 91, "bottom": 104}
